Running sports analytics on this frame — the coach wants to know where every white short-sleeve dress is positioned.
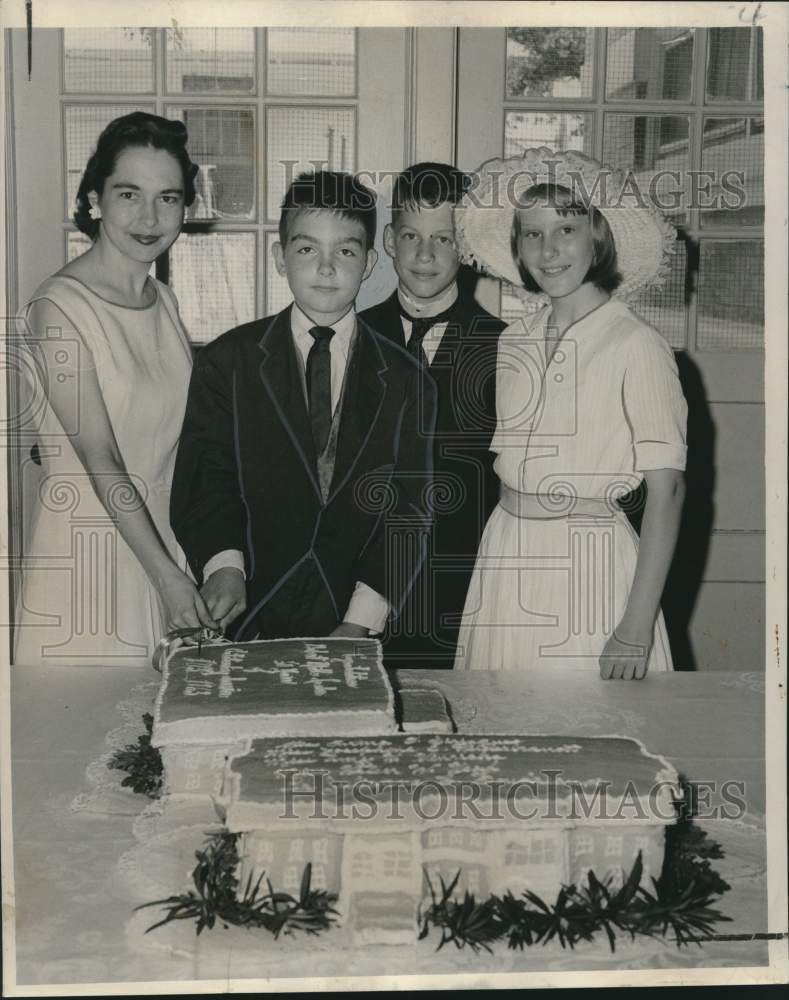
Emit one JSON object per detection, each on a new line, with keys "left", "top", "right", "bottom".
{"left": 13, "top": 274, "right": 193, "bottom": 667}
{"left": 454, "top": 298, "right": 687, "bottom": 672}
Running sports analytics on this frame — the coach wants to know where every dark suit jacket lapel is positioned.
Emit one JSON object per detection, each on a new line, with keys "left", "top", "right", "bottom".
{"left": 381, "top": 291, "right": 406, "bottom": 347}
{"left": 434, "top": 297, "right": 465, "bottom": 367}
{"left": 328, "top": 317, "right": 388, "bottom": 503}
{"left": 257, "top": 306, "right": 321, "bottom": 498}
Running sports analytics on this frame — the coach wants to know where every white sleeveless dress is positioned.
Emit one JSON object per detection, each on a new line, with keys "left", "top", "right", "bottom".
{"left": 13, "top": 275, "right": 193, "bottom": 668}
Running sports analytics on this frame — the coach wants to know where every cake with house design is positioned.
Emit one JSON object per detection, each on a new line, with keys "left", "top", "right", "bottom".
{"left": 217, "top": 732, "right": 680, "bottom": 945}
{"left": 147, "top": 635, "right": 681, "bottom": 947}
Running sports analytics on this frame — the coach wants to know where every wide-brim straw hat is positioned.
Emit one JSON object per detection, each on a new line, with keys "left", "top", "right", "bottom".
{"left": 454, "top": 147, "right": 676, "bottom": 303}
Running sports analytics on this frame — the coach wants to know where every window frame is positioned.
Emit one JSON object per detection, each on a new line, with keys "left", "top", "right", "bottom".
{"left": 501, "top": 25, "right": 764, "bottom": 353}
{"left": 57, "top": 27, "right": 361, "bottom": 339}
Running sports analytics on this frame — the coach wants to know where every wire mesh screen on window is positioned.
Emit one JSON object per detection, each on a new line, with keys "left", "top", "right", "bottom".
{"left": 266, "top": 232, "right": 294, "bottom": 314}
{"left": 606, "top": 28, "right": 693, "bottom": 101}
{"left": 166, "top": 28, "right": 256, "bottom": 94}
{"left": 707, "top": 28, "right": 763, "bottom": 102}
{"left": 697, "top": 241, "right": 763, "bottom": 350}
{"left": 603, "top": 114, "right": 691, "bottom": 225}
{"left": 701, "top": 117, "right": 764, "bottom": 229}
{"left": 267, "top": 28, "right": 356, "bottom": 96}
{"left": 63, "top": 28, "right": 155, "bottom": 93}
{"left": 166, "top": 106, "right": 257, "bottom": 221}
{"left": 63, "top": 103, "right": 156, "bottom": 218}
{"left": 505, "top": 28, "right": 595, "bottom": 99}
{"left": 265, "top": 107, "right": 356, "bottom": 220}
{"left": 505, "top": 111, "right": 593, "bottom": 157}
{"left": 169, "top": 232, "right": 257, "bottom": 344}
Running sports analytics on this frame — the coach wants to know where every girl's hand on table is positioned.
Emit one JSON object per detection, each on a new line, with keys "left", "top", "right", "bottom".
{"left": 599, "top": 625, "right": 652, "bottom": 680}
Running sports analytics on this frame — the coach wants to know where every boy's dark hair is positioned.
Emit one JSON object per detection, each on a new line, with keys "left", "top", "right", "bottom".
{"left": 278, "top": 170, "right": 377, "bottom": 249}
{"left": 391, "top": 162, "right": 469, "bottom": 225}
{"left": 74, "top": 112, "right": 198, "bottom": 240}
{"left": 510, "top": 182, "right": 622, "bottom": 294}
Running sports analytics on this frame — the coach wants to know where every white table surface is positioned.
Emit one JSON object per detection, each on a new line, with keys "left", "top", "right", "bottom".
{"left": 5, "top": 663, "right": 771, "bottom": 991}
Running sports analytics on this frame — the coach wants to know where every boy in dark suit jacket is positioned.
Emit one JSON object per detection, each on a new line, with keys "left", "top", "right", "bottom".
{"left": 171, "top": 171, "right": 436, "bottom": 641}
{"left": 360, "top": 163, "right": 505, "bottom": 667}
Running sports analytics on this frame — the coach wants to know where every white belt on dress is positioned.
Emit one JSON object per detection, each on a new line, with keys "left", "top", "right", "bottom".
{"left": 499, "top": 483, "right": 618, "bottom": 519}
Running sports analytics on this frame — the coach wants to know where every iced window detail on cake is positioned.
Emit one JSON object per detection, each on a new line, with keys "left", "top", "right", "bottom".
{"left": 351, "top": 852, "right": 375, "bottom": 879}
{"left": 288, "top": 839, "right": 305, "bottom": 862}
{"left": 185, "top": 773, "right": 200, "bottom": 791}
{"left": 574, "top": 834, "right": 594, "bottom": 856}
{"left": 313, "top": 838, "right": 330, "bottom": 864}
{"left": 505, "top": 847, "right": 528, "bottom": 866}
{"left": 283, "top": 865, "right": 300, "bottom": 892}
{"left": 605, "top": 835, "right": 624, "bottom": 856}
{"left": 255, "top": 841, "right": 274, "bottom": 865}
{"left": 382, "top": 851, "right": 412, "bottom": 879}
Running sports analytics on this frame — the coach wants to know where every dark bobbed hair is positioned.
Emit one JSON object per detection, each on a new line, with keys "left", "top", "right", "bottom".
{"left": 278, "top": 171, "right": 377, "bottom": 250}
{"left": 74, "top": 112, "right": 199, "bottom": 240}
{"left": 510, "top": 183, "right": 622, "bottom": 294}
{"left": 391, "top": 161, "right": 469, "bottom": 225}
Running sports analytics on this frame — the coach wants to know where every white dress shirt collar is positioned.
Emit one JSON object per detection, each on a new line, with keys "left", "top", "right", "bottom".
{"left": 290, "top": 302, "right": 356, "bottom": 355}
{"left": 397, "top": 282, "right": 458, "bottom": 319}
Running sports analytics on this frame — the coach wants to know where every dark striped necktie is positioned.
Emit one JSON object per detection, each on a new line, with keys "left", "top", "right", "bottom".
{"left": 306, "top": 325, "right": 335, "bottom": 454}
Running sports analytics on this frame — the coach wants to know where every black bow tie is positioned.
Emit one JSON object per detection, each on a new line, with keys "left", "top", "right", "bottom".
{"left": 398, "top": 302, "right": 456, "bottom": 364}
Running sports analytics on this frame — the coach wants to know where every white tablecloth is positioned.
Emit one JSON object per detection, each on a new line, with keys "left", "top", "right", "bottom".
{"left": 6, "top": 664, "right": 771, "bottom": 990}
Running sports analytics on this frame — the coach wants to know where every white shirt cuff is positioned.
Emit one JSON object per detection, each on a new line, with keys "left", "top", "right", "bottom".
{"left": 343, "top": 581, "right": 391, "bottom": 634}
{"left": 203, "top": 549, "right": 246, "bottom": 580}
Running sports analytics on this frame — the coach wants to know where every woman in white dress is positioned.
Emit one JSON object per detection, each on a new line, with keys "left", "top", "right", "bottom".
{"left": 15, "top": 112, "right": 216, "bottom": 667}
{"left": 452, "top": 148, "right": 687, "bottom": 679}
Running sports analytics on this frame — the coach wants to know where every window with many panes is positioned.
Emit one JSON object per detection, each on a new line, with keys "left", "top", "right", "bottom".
{"left": 501, "top": 26, "right": 764, "bottom": 351}
{"left": 61, "top": 26, "right": 358, "bottom": 343}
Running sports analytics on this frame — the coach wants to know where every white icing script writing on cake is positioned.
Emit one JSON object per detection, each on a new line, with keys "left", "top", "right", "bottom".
{"left": 152, "top": 639, "right": 396, "bottom": 756}
{"left": 179, "top": 643, "right": 374, "bottom": 700}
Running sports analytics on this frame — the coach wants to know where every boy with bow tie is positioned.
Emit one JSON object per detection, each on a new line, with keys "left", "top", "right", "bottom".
{"left": 360, "top": 163, "right": 505, "bottom": 667}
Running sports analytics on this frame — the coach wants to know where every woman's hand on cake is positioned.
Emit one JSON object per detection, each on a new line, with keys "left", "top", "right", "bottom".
{"left": 157, "top": 567, "right": 218, "bottom": 632}
{"left": 200, "top": 567, "right": 247, "bottom": 630}
{"left": 599, "top": 623, "right": 652, "bottom": 680}
{"left": 330, "top": 622, "right": 370, "bottom": 639}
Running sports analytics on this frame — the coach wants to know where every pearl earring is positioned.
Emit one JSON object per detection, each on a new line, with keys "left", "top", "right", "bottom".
{"left": 89, "top": 204, "right": 102, "bottom": 221}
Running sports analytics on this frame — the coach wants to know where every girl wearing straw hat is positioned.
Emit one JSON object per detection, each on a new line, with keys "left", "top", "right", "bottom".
{"left": 452, "top": 148, "right": 687, "bottom": 679}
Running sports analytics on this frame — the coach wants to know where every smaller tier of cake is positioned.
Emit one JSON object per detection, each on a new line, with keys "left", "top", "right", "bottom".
{"left": 152, "top": 637, "right": 397, "bottom": 796}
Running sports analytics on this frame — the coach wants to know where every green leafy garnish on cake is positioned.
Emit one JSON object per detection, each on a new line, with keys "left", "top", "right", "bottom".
{"left": 107, "top": 712, "right": 163, "bottom": 798}
{"left": 419, "top": 843, "right": 731, "bottom": 953}
{"left": 139, "top": 823, "right": 731, "bottom": 951}
{"left": 137, "top": 833, "right": 339, "bottom": 938}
